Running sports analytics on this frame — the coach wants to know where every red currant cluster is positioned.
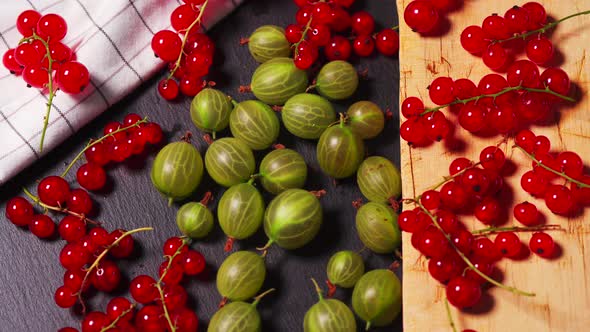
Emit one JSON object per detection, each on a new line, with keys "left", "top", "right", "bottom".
{"left": 2, "top": 10, "right": 89, "bottom": 92}
{"left": 151, "top": 0, "right": 214, "bottom": 100}
{"left": 516, "top": 129, "right": 590, "bottom": 215}
{"left": 285, "top": 0, "right": 399, "bottom": 70}
{"left": 399, "top": 146, "right": 558, "bottom": 309}
{"left": 403, "top": 0, "right": 458, "bottom": 34}
{"left": 461, "top": 2, "right": 558, "bottom": 69}
{"left": 400, "top": 62, "right": 573, "bottom": 146}
{"left": 77, "top": 114, "right": 163, "bottom": 191}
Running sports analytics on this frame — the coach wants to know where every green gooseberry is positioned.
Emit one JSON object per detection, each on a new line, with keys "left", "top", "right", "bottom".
{"left": 229, "top": 100, "right": 279, "bottom": 150}
{"left": 150, "top": 141, "right": 204, "bottom": 206}
{"left": 251, "top": 57, "right": 308, "bottom": 105}
{"left": 263, "top": 189, "right": 322, "bottom": 250}
{"left": 281, "top": 93, "right": 336, "bottom": 139}
{"left": 248, "top": 25, "right": 291, "bottom": 63}
{"left": 352, "top": 269, "right": 402, "bottom": 330}
{"left": 259, "top": 148, "right": 307, "bottom": 194}
{"left": 205, "top": 137, "right": 256, "bottom": 187}
{"left": 190, "top": 88, "right": 234, "bottom": 137}
{"left": 176, "top": 201, "right": 214, "bottom": 239}
{"left": 346, "top": 101, "right": 385, "bottom": 139}
{"left": 208, "top": 289, "right": 275, "bottom": 332}
{"left": 218, "top": 182, "right": 265, "bottom": 243}
{"left": 317, "top": 123, "right": 365, "bottom": 179}
{"left": 326, "top": 250, "right": 365, "bottom": 289}
{"left": 356, "top": 156, "right": 402, "bottom": 203}
{"left": 355, "top": 202, "right": 400, "bottom": 254}
{"left": 316, "top": 60, "right": 359, "bottom": 100}
{"left": 303, "top": 279, "right": 357, "bottom": 332}
{"left": 216, "top": 251, "right": 266, "bottom": 301}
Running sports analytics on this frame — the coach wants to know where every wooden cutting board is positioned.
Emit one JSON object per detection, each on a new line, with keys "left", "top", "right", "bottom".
{"left": 397, "top": 1, "right": 590, "bottom": 331}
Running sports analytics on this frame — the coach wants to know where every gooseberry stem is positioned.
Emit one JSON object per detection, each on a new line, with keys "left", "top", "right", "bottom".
{"left": 493, "top": 10, "right": 590, "bottom": 44}
{"left": 444, "top": 297, "right": 458, "bottom": 332}
{"left": 252, "top": 288, "right": 276, "bottom": 306}
{"left": 514, "top": 145, "right": 590, "bottom": 188}
{"left": 61, "top": 118, "right": 148, "bottom": 177}
{"left": 99, "top": 305, "right": 136, "bottom": 332}
{"left": 310, "top": 278, "right": 324, "bottom": 300}
{"left": 167, "top": 0, "right": 210, "bottom": 80}
{"left": 414, "top": 200, "right": 535, "bottom": 297}
{"left": 78, "top": 227, "right": 153, "bottom": 313}
{"left": 22, "top": 188, "right": 100, "bottom": 225}
{"left": 20, "top": 32, "right": 56, "bottom": 153}
{"left": 472, "top": 224, "right": 562, "bottom": 236}
{"left": 420, "top": 85, "right": 574, "bottom": 116}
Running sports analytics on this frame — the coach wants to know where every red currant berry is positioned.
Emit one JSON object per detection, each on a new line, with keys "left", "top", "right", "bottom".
{"left": 285, "top": 24, "right": 303, "bottom": 43}
{"left": 158, "top": 79, "right": 179, "bottom": 100}
{"left": 5, "top": 197, "right": 34, "bottom": 226}
{"left": 507, "top": 59, "right": 540, "bottom": 88}
{"left": 324, "top": 36, "right": 352, "bottom": 61}
{"left": 14, "top": 43, "right": 43, "bottom": 67}
{"left": 460, "top": 26, "right": 488, "bottom": 54}
{"left": 55, "top": 285, "right": 77, "bottom": 308}
{"left": 472, "top": 237, "right": 502, "bottom": 262}
{"left": 123, "top": 113, "right": 142, "bottom": 127}
{"left": 544, "top": 184, "right": 574, "bottom": 215}
{"left": 464, "top": 257, "right": 494, "bottom": 284}
{"left": 109, "top": 229, "right": 135, "bottom": 258}
{"left": 152, "top": 30, "right": 182, "bottom": 61}
{"left": 418, "top": 226, "right": 451, "bottom": 259}
{"left": 38, "top": 176, "right": 70, "bottom": 206}
{"left": 56, "top": 61, "right": 90, "bottom": 93}
{"left": 184, "top": 52, "right": 212, "bottom": 77}
{"left": 163, "top": 237, "right": 187, "bottom": 256}
{"left": 375, "top": 29, "right": 399, "bottom": 56}
{"left": 311, "top": 2, "right": 333, "bottom": 25}
{"left": 474, "top": 197, "right": 500, "bottom": 225}
{"left": 522, "top": 2, "right": 547, "bottom": 28}
{"left": 93, "top": 259, "right": 121, "bottom": 292}
{"left": 423, "top": 111, "right": 451, "bottom": 141}
{"left": 513, "top": 202, "right": 539, "bottom": 226}
{"left": 451, "top": 229, "right": 474, "bottom": 255}
{"left": 504, "top": 6, "right": 530, "bottom": 34}
{"left": 520, "top": 170, "right": 548, "bottom": 196}
{"left": 479, "top": 146, "right": 505, "bottom": 170}
{"left": 171, "top": 4, "right": 198, "bottom": 32}
{"left": 556, "top": 151, "right": 583, "bottom": 178}
{"left": 428, "top": 254, "right": 463, "bottom": 283}
{"left": 429, "top": 77, "right": 455, "bottom": 105}
{"left": 59, "top": 215, "right": 87, "bottom": 242}
{"left": 88, "top": 227, "right": 111, "bottom": 249}
{"left": 3, "top": 49, "right": 23, "bottom": 75}
{"left": 515, "top": 129, "right": 536, "bottom": 152}
{"left": 171, "top": 307, "right": 199, "bottom": 332}
{"left": 84, "top": 141, "right": 111, "bottom": 166}
{"left": 489, "top": 104, "right": 517, "bottom": 134}
{"left": 446, "top": 276, "right": 482, "bottom": 308}
{"left": 81, "top": 311, "right": 108, "bottom": 332}
{"left": 142, "top": 123, "right": 164, "bottom": 145}
{"left": 130, "top": 275, "right": 158, "bottom": 304}
{"left": 571, "top": 175, "right": 590, "bottom": 206}
{"left": 60, "top": 242, "right": 90, "bottom": 270}
{"left": 49, "top": 41, "right": 73, "bottom": 63}
{"left": 516, "top": 92, "right": 550, "bottom": 123}
{"left": 399, "top": 210, "right": 429, "bottom": 233}
{"left": 77, "top": 163, "right": 107, "bottom": 191}
{"left": 436, "top": 210, "right": 461, "bottom": 234}
{"left": 307, "top": 24, "right": 331, "bottom": 47}
{"left": 64, "top": 269, "right": 87, "bottom": 292}
{"left": 179, "top": 74, "right": 204, "bottom": 97}
{"left": 529, "top": 232, "right": 555, "bottom": 258}
{"left": 29, "top": 214, "right": 56, "bottom": 238}
{"left": 23, "top": 64, "right": 48, "bottom": 88}
{"left": 532, "top": 153, "right": 559, "bottom": 180}
{"left": 420, "top": 190, "right": 440, "bottom": 210}
{"left": 401, "top": 97, "right": 424, "bottom": 118}
{"left": 460, "top": 168, "right": 490, "bottom": 195}
{"left": 37, "top": 14, "right": 68, "bottom": 41}
{"left": 159, "top": 260, "right": 184, "bottom": 285}
{"left": 296, "top": 5, "right": 313, "bottom": 25}
{"left": 333, "top": 0, "right": 354, "bottom": 7}
{"left": 17, "top": 10, "right": 42, "bottom": 36}
{"left": 184, "top": 33, "right": 215, "bottom": 56}
{"left": 526, "top": 35, "right": 553, "bottom": 64}
{"left": 104, "top": 122, "right": 125, "bottom": 141}
{"left": 540, "top": 67, "right": 570, "bottom": 97}
{"left": 106, "top": 297, "right": 134, "bottom": 322}
{"left": 351, "top": 11, "right": 375, "bottom": 36}
{"left": 449, "top": 157, "right": 472, "bottom": 176}
{"left": 294, "top": 41, "right": 318, "bottom": 70}
{"left": 329, "top": 6, "right": 351, "bottom": 32}
{"left": 494, "top": 232, "right": 522, "bottom": 257}
{"left": 162, "top": 284, "right": 188, "bottom": 311}
{"left": 400, "top": 117, "right": 429, "bottom": 146}
{"left": 352, "top": 35, "right": 375, "bottom": 57}
{"left": 404, "top": 0, "right": 439, "bottom": 34}
{"left": 458, "top": 102, "right": 486, "bottom": 133}
{"left": 182, "top": 250, "right": 206, "bottom": 275}
{"left": 135, "top": 305, "right": 166, "bottom": 331}
{"left": 67, "top": 188, "right": 93, "bottom": 215}
{"left": 482, "top": 43, "right": 508, "bottom": 70}
{"left": 482, "top": 14, "right": 510, "bottom": 39}
{"left": 111, "top": 140, "right": 132, "bottom": 162}
{"left": 79, "top": 235, "right": 100, "bottom": 256}
{"left": 453, "top": 78, "right": 477, "bottom": 99}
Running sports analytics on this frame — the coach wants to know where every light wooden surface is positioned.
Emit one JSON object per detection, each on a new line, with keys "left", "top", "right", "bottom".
{"left": 397, "top": 1, "right": 590, "bottom": 331}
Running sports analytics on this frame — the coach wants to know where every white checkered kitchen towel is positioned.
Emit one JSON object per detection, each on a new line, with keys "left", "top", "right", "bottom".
{"left": 0, "top": 0, "right": 243, "bottom": 185}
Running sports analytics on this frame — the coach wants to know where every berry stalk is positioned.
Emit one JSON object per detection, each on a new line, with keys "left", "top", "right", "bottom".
{"left": 420, "top": 85, "right": 575, "bottom": 116}
{"left": 99, "top": 305, "right": 136, "bottom": 332}
{"left": 472, "top": 224, "right": 562, "bottom": 236}
{"left": 60, "top": 118, "right": 148, "bottom": 177}
{"left": 444, "top": 297, "right": 458, "bottom": 332}
{"left": 22, "top": 187, "right": 99, "bottom": 224}
{"left": 167, "top": 0, "right": 210, "bottom": 80}
{"left": 414, "top": 200, "right": 535, "bottom": 296}
{"left": 494, "top": 10, "right": 590, "bottom": 44}
{"left": 156, "top": 237, "right": 190, "bottom": 331}
{"left": 252, "top": 288, "right": 276, "bottom": 306}
{"left": 293, "top": 17, "right": 314, "bottom": 58}
{"left": 514, "top": 145, "right": 590, "bottom": 188}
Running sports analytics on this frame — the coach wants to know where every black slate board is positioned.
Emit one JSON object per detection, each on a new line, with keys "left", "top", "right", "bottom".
{"left": 0, "top": 0, "right": 401, "bottom": 331}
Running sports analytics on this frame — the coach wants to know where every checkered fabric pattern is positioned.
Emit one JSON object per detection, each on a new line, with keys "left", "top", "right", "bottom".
{"left": 0, "top": 0, "right": 242, "bottom": 185}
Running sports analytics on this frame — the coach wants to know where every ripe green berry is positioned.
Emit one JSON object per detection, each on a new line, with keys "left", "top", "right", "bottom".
{"left": 316, "top": 60, "right": 359, "bottom": 100}
{"left": 176, "top": 201, "right": 214, "bottom": 239}
{"left": 326, "top": 251, "right": 365, "bottom": 289}
{"left": 190, "top": 88, "right": 234, "bottom": 137}
{"left": 317, "top": 124, "right": 364, "bottom": 179}
{"left": 251, "top": 57, "right": 308, "bottom": 105}
{"left": 346, "top": 101, "right": 385, "bottom": 139}
{"left": 205, "top": 138, "right": 256, "bottom": 187}
{"left": 259, "top": 148, "right": 307, "bottom": 194}
{"left": 218, "top": 182, "right": 265, "bottom": 242}
{"left": 229, "top": 100, "right": 279, "bottom": 150}
{"left": 216, "top": 251, "right": 266, "bottom": 301}
{"left": 357, "top": 156, "right": 401, "bottom": 203}
{"left": 248, "top": 25, "right": 291, "bottom": 63}
{"left": 355, "top": 202, "right": 401, "bottom": 254}
{"left": 303, "top": 279, "right": 356, "bottom": 332}
{"left": 282, "top": 93, "right": 336, "bottom": 139}
{"left": 352, "top": 269, "right": 402, "bottom": 330}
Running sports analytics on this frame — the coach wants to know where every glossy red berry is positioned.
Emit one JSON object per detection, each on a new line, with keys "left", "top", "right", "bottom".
{"left": 526, "top": 36, "right": 553, "bottom": 64}
{"left": 522, "top": 2, "right": 547, "bottom": 28}
{"left": 38, "top": 176, "right": 70, "bottom": 206}
{"left": 453, "top": 78, "right": 477, "bottom": 99}
{"left": 458, "top": 102, "right": 486, "bottom": 132}
{"left": 67, "top": 188, "right": 93, "bottom": 215}
{"left": 295, "top": 5, "right": 313, "bottom": 25}
{"left": 184, "top": 52, "right": 212, "bottom": 77}
{"left": 472, "top": 237, "right": 502, "bottom": 262}
{"left": 436, "top": 210, "right": 461, "bottom": 234}
{"left": 375, "top": 29, "right": 399, "bottom": 56}
{"left": 14, "top": 43, "right": 43, "bottom": 67}
{"left": 179, "top": 74, "right": 204, "bottom": 97}
{"left": 93, "top": 260, "right": 121, "bottom": 292}
{"left": 446, "top": 276, "right": 482, "bottom": 308}
{"left": 171, "top": 4, "right": 198, "bottom": 32}
{"left": 404, "top": 0, "right": 439, "bottom": 34}
{"left": 529, "top": 232, "right": 555, "bottom": 258}
{"left": 520, "top": 170, "right": 548, "bottom": 196}
{"left": 182, "top": 250, "right": 206, "bottom": 275}
{"left": 106, "top": 297, "right": 134, "bottom": 322}
{"left": 163, "top": 237, "right": 187, "bottom": 256}
{"left": 353, "top": 35, "right": 375, "bottom": 57}
{"left": 81, "top": 311, "right": 108, "bottom": 332}
{"left": 37, "top": 14, "right": 68, "bottom": 41}
{"left": 507, "top": 60, "right": 540, "bottom": 88}
{"left": 400, "top": 117, "right": 429, "bottom": 146}
{"left": 151, "top": 30, "right": 182, "bottom": 61}
{"left": 504, "top": 6, "right": 530, "bottom": 34}
{"left": 324, "top": 36, "right": 351, "bottom": 61}
{"left": 479, "top": 146, "right": 505, "bottom": 170}
{"left": 513, "top": 202, "right": 539, "bottom": 226}
{"left": 515, "top": 129, "right": 536, "bottom": 152}
{"left": 420, "top": 190, "right": 440, "bottom": 210}
{"left": 56, "top": 61, "right": 90, "bottom": 93}
{"left": 23, "top": 64, "right": 48, "bottom": 88}
{"left": 556, "top": 151, "right": 584, "bottom": 178}
{"left": 130, "top": 275, "right": 158, "bottom": 304}
{"left": 49, "top": 41, "right": 73, "bottom": 63}
{"left": 451, "top": 229, "right": 474, "bottom": 255}
{"left": 84, "top": 142, "right": 110, "bottom": 166}
{"left": 571, "top": 175, "right": 590, "bottom": 206}
{"left": 59, "top": 215, "right": 87, "bottom": 242}
{"left": 429, "top": 77, "right": 454, "bottom": 105}
{"left": 474, "top": 198, "right": 500, "bottom": 225}
{"left": 489, "top": 104, "right": 517, "bottom": 134}
{"left": 428, "top": 255, "right": 463, "bottom": 283}
{"left": 109, "top": 229, "right": 135, "bottom": 258}
{"left": 171, "top": 307, "right": 199, "bottom": 332}
{"left": 184, "top": 33, "right": 215, "bottom": 56}
{"left": 17, "top": 10, "right": 42, "bottom": 36}
{"left": 158, "top": 79, "right": 179, "bottom": 100}
{"left": 64, "top": 269, "right": 87, "bottom": 292}
{"left": 3, "top": 49, "right": 23, "bottom": 75}
{"left": 482, "top": 43, "right": 508, "bottom": 70}
{"left": 399, "top": 210, "right": 430, "bottom": 233}
{"left": 464, "top": 257, "right": 494, "bottom": 284}
{"left": 5, "top": 197, "right": 34, "bottom": 226}
{"left": 494, "top": 232, "right": 522, "bottom": 257}
{"left": 135, "top": 305, "right": 165, "bottom": 331}
{"left": 351, "top": 11, "right": 375, "bottom": 36}
{"left": 142, "top": 122, "right": 164, "bottom": 145}
{"left": 460, "top": 26, "right": 488, "bottom": 54}
{"left": 423, "top": 111, "right": 451, "bottom": 141}
{"left": 285, "top": 24, "right": 303, "bottom": 43}
{"left": 418, "top": 226, "right": 451, "bottom": 259}
{"left": 401, "top": 97, "right": 424, "bottom": 118}
{"left": 482, "top": 14, "right": 510, "bottom": 39}
{"left": 55, "top": 285, "right": 77, "bottom": 308}
{"left": 307, "top": 24, "right": 331, "bottom": 47}
{"left": 540, "top": 67, "right": 570, "bottom": 97}
{"left": 77, "top": 163, "right": 107, "bottom": 191}
{"left": 311, "top": 2, "right": 333, "bottom": 25}
{"left": 159, "top": 260, "right": 184, "bottom": 285}
{"left": 29, "top": 214, "right": 56, "bottom": 238}
{"left": 60, "top": 242, "right": 90, "bottom": 270}
{"left": 111, "top": 140, "right": 132, "bottom": 162}
{"left": 448, "top": 157, "right": 472, "bottom": 176}
{"left": 329, "top": 6, "right": 351, "bottom": 32}
{"left": 544, "top": 184, "right": 574, "bottom": 215}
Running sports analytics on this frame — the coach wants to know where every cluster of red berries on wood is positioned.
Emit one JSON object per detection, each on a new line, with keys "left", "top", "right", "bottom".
{"left": 516, "top": 129, "right": 590, "bottom": 216}
{"left": 151, "top": 0, "right": 213, "bottom": 100}
{"left": 286, "top": 0, "right": 399, "bottom": 70}
{"left": 77, "top": 114, "right": 162, "bottom": 191}
{"left": 403, "top": 0, "right": 459, "bottom": 34}
{"left": 2, "top": 10, "right": 89, "bottom": 93}
{"left": 461, "top": 2, "right": 554, "bottom": 69}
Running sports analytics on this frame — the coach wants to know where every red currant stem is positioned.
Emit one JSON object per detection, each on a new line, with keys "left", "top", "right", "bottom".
{"left": 78, "top": 227, "right": 153, "bottom": 313}
{"left": 472, "top": 224, "right": 562, "bottom": 236}
{"left": 415, "top": 200, "right": 536, "bottom": 296}
{"left": 391, "top": 25, "right": 399, "bottom": 31}
{"left": 310, "top": 278, "right": 325, "bottom": 301}
{"left": 305, "top": 84, "right": 317, "bottom": 93}
{"left": 414, "top": 161, "right": 482, "bottom": 200}
{"left": 60, "top": 118, "right": 149, "bottom": 177}
{"left": 420, "top": 85, "right": 574, "bottom": 116}
{"left": 22, "top": 187, "right": 100, "bottom": 224}
{"left": 156, "top": 283, "right": 176, "bottom": 331}
{"left": 444, "top": 297, "right": 458, "bottom": 332}
{"left": 293, "top": 17, "right": 314, "bottom": 58}
{"left": 251, "top": 288, "right": 276, "bottom": 307}
{"left": 167, "top": 0, "right": 210, "bottom": 80}
{"left": 99, "top": 304, "right": 136, "bottom": 332}
{"left": 156, "top": 238, "right": 190, "bottom": 332}
{"left": 514, "top": 145, "right": 590, "bottom": 188}
{"left": 493, "top": 10, "right": 590, "bottom": 44}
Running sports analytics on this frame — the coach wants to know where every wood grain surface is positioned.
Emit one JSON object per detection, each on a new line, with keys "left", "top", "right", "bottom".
{"left": 0, "top": 1, "right": 401, "bottom": 331}
{"left": 397, "top": 1, "right": 590, "bottom": 331}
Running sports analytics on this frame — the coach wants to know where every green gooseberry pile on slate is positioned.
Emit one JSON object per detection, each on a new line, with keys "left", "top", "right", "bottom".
{"left": 147, "top": 22, "right": 404, "bottom": 331}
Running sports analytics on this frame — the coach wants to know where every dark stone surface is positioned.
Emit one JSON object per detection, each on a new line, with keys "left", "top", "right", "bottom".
{"left": 0, "top": 0, "right": 400, "bottom": 331}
